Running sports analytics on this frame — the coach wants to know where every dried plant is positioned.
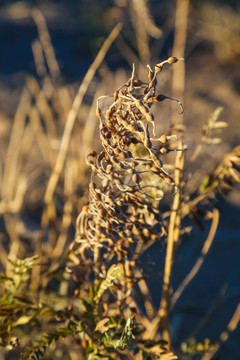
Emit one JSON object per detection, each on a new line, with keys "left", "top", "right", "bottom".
{"left": 71, "top": 56, "right": 184, "bottom": 262}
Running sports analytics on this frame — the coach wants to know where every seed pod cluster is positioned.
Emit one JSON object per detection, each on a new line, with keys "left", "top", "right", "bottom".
{"left": 71, "top": 58, "right": 184, "bottom": 268}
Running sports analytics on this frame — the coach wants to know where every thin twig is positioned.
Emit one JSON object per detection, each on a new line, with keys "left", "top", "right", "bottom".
{"left": 189, "top": 284, "right": 227, "bottom": 340}
{"left": 201, "top": 303, "right": 240, "bottom": 360}
{"left": 134, "top": 268, "right": 156, "bottom": 319}
{"left": 171, "top": 207, "right": 220, "bottom": 309}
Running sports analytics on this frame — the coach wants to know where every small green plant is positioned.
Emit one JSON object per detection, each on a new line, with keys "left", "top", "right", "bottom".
{"left": 180, "top": 338, "right": 217, "bottom": 359}
{"left": 0, "top": 257, "right": 39, "bottom": 350}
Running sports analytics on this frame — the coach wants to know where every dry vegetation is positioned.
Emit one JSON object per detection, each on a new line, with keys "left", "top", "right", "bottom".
{"left": 0, "top": 1, "right": 240, "bottom": 359}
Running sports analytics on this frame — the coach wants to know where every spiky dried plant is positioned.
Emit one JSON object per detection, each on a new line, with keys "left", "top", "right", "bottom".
{"left": 70, "top": 57, "right": 185, "bottom": 269}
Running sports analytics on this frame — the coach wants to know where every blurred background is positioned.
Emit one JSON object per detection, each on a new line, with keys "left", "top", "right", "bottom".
{"left": 0, "top": 0, "right": 240, "bottom": 359}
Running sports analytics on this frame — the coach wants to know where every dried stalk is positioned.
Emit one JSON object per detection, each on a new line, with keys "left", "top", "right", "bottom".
{"left": 1, "top": 88, "right": 31, "bottom": 203}
{"left": 151, "top": 1, "right": 190, "bottom": 340}
{"left": 171, "top": 0, "right": 189, "bottom": 124}
{"left": 147, "top": 143, "right": 185, "bottom": 343}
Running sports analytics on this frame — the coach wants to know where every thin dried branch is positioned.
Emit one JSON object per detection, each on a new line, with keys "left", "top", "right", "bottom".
{"left": 171, "top": 208, "right": 220, "bottom": 309}
{"left": 201, "top": 303, "right": 240, "bottom": 360}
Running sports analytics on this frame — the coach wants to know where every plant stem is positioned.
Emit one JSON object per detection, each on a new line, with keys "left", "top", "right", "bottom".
{"left": 159, "top": 143, "right": 185, "bottom": 345}
{"left": 147, "top": 144, "right": 185, "bottom": 343}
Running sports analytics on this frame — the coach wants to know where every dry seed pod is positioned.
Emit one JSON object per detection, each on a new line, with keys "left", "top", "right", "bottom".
{"left": 115, "top": 178, "right": 124, "bottom": 185}
{"left": 150, "top": 152, "right": 163, "bottom": 168}
{"left": 167, "top": 56, "right": 179, "bottom": 64}
{"left": 132, "top": 173, "right": 141, "bottom": 184}
{"left": 114, "top": 90, "right": 120, "bottom": 100}
{"left": 133, "top": 79, "right": 144, "bottom": 87}
{"left": 98, "top": 151, "right": 106, "bottom": 162}
{"left": 150, "top": 166, "right": 160, "bottom": 174}
{"left": 160, "top": 148, "right": 168, "bottom": 154}
{"left": 106, "top": 165, "right": 112, "bottom": 173}
{"left": 159, "top": 135, "right": 167, "bottom": 143}
{"left": 155, "top": 63, "right": 163, "bottom": 73}
{"left": 135, "top": 100, "right": 152, "bottom": 121}
{"left": 105, "top": 107, "right": 115, "bottom": 121}
{"left": 142, "top": 228, "right": 150, "bottom": 237}
{"left": 148, "top": 68, "right": 155, "bottom": 81}
{"left": 163, "top": 175, "right": 173, "bottom": 185}
{"left": 126, "top": 79, "right": 144, "bottom": 87}
{"left": 127, "top": 168, "right": 134, "bottom": 175}
{"left": 88, "top": 151, "right": 98, "bottom": 158}
{"left": 155, "top": 94, "right": 167, "bottom": 102}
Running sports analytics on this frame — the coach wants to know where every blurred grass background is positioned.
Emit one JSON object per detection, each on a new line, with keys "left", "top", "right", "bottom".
{"left": 0, "top": 0, "right": 240, "bottom": 359}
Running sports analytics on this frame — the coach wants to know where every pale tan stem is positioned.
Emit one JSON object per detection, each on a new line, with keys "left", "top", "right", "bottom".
{"left": 154, "top": 3, "right": 190, "bottom": 336}
{"left": 147, "top": 144, "right": 185, "bottom": 342}
{"left": 171, "top": 0, "right": 190, "bottom": 123}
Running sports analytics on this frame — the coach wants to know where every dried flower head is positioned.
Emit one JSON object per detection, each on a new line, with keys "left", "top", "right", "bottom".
{"left": 72, "top": 58, "right": 185, "bottom": 265}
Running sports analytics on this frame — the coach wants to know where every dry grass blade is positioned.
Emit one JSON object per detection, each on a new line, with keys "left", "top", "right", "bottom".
{"left": 1, "top": 88, "right": 32, "bottom": 203}
{"left": 31, "top": 39, "right": 48, "bottom": 78}
{"left": 32, "top": 9, "right": 61, "bottom": 80}
{"left": 130, "top": 0, "right": 162, "bottom": 63}
{"left": 26, "top": 76, "right": 58, "bottom": 141}
{"left": 43, "top": 23, "right": 123, "bottom": 224}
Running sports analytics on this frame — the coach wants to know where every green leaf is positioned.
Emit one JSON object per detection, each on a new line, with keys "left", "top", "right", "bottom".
{"left": 94, "top": 265, "right": 122, "bottom": 304}
{"left": 0, "top": 273, "right": 13, "bottom": 283}
{"left": 81, "top": 298, "right": 94, "bottom": 313}
{"left": 89, "top": 285, "right": 95, "bottom": 302}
